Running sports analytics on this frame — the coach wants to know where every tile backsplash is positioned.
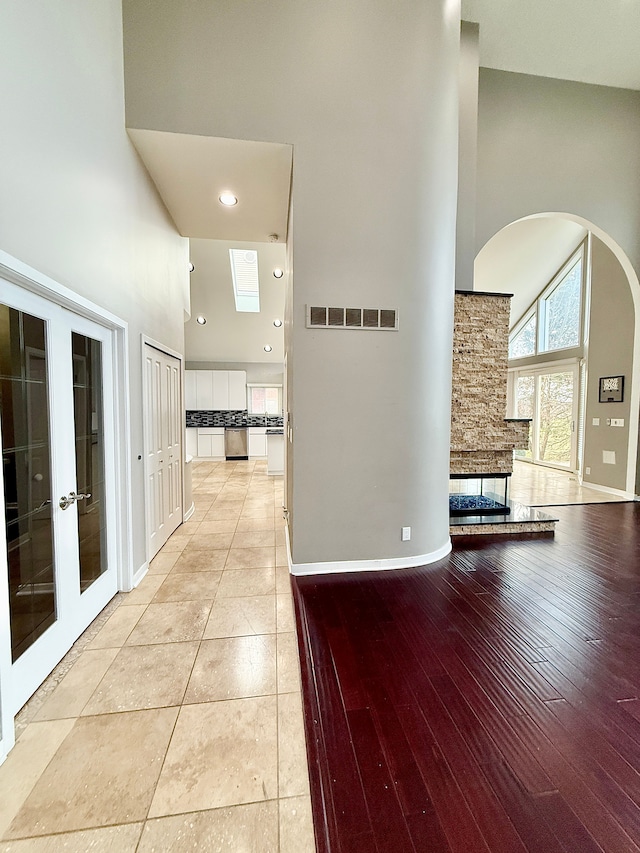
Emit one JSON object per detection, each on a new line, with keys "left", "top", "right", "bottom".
{"left": 186, "top": 410, "right": 283, "bottom": 428}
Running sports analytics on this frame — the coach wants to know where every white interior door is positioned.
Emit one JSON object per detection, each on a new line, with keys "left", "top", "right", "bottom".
{"left": 144, "top": 344, "right": 183, "bottom": 560}
{"left": 0, "top": 282, "right": 118, "bottom": 723}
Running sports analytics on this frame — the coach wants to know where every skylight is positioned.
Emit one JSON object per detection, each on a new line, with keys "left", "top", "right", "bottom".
{"left": 229, "top": 249, "right": 260, "bottom": 313}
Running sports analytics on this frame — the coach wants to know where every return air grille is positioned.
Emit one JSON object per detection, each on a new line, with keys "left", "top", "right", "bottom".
{"left": 306, "top": 305, "right": 398, "bottom": 331}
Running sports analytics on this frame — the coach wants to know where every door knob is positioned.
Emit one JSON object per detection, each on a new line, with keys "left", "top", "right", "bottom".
{"left": 59, "top": 494, "right": 75, "bottom": 510}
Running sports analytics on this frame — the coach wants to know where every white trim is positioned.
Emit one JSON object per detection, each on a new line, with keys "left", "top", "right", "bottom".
{"left": 132, "top": 561, "right": 149, "bottom": 589}
{"left": 579, "top": 481, "right": 635, "bottom": 500}
{"left": 184, "top": 502, "right": 195, "bottom": 521}
{"left": 286, "top": 525, "right": 452, "bottom": 576}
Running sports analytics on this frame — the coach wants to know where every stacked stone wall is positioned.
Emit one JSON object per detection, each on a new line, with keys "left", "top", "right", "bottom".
{"left": 451, "top": 292, "right": 529, "bottom": 475}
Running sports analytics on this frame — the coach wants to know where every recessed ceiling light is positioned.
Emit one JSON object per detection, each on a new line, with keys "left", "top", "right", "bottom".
{"left": 219, "top": 192, "right": 238, "bottom": 206}
{"left": 188, "top": 262, "right": 195, "bottom": 272}
{"left": 196, "top": 315, "right": 207, "bottom": 325}
{"left": 273, "top": 268, "right": 284, "bottom": 279}
{"left": 273, "top": 319, "right": 282, "bottom": 327}
{"left": 264, "top": 345, "right": 272, "bottom": 353}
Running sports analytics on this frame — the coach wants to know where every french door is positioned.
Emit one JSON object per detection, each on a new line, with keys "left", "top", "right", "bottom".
{"left": 514, "top": 364, "right": 579, "bottom": 470}
{"left": 143, "top": 343, "right": 182, "bottom": 560}
{"left": 0, "top": 282, "right": 117, "bottom": 719}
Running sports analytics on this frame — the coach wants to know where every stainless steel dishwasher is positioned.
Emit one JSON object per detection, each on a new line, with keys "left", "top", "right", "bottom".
{"left": 224, "top": 426, "right": 248, "bottom": 460}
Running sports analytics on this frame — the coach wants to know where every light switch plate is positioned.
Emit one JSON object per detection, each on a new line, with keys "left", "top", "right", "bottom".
{"left": 611, "top": 418, "right": 625, "bottom": 427}
{"left": 603, "top": 450, "right": 616, "bottom": 465}
{"left": 592, "top": 418, "right": 600, "bottom": 426}
{"left": 401, "top": 526, "right": 411, "bottom": 541}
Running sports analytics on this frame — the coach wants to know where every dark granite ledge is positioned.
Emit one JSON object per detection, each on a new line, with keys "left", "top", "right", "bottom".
{"left": 449, "top": 499, "right": 558, "bottom": 527}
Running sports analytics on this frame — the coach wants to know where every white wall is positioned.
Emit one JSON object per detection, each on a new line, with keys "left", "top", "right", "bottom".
{"left": 1, "top": 0, "right": 188, "bottom": 574}
{"left": 123, "top": 0, "right": 461, "bottom": 569}
{"left": 476, "top": 70, "right": 640, "bottom": 277}
{"left": 584, "top": 236, "right": 634, "bottom": 492}
{"left": 456, "top": 21, "right": 479, "bottom": 292}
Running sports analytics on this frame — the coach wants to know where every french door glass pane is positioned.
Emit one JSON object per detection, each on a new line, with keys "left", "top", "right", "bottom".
{"left": 0, "top": 305, "right": 56, "bottom": 661}
{"left": 515, "top": 375, "right": 534, "bottom": 459}
{"left": 72, "top": 333, "right": 107, "bottom": 592}
{"left": 538, "top": 372, "right": 574, "bottom": 466}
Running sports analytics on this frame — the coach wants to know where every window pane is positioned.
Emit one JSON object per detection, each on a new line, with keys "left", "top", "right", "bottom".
{"left": 249, "top": 386, "right": 280, "bottom": 414}
{"left": 509, "top": 314, "right": 536, "bottom": 359}
{"left": 72, "top": 333, "right": 107, "bottom": 592}
{"left": 538, "top": 371, "right": 574, "bottom": 466}
{"left": 541, "top": 259, "right": 581, "bottom": 352}
{"left": 0, "top": 304, "right": 57, "bottom": 661}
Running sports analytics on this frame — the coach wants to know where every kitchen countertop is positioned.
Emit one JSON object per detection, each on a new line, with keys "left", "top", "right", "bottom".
{"left": 266, "top": 429, "right": 284, "bottom": 435}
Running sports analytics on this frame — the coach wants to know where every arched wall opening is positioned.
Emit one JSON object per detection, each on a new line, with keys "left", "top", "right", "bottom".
{"left": 475, "top": 212, "right": 640, "bottom": 497}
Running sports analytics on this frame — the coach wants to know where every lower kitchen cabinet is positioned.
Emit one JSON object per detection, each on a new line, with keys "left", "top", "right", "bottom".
{"left": 248, "top": 428, "right": 267, "bottom": 457}
{"left": 197, "top": 428, "right": 225, "bottom": 458}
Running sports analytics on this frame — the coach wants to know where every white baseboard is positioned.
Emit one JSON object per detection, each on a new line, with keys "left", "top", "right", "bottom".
{"left": 581, "top": 481, "right": 635, "bottom": 500}
{"left": 285, "top": 525, "right": 452, "bottom": 576}
{"left": 132, "top": 560, "right": 149, "bottom": 589}
{"left": 184, "top": 502, "right": 195, "bottom": 521}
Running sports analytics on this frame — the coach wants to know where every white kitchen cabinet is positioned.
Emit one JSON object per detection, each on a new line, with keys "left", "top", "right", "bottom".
{"left": 228, "top": 371, "right": 247, "bottom": 410}
{"left": 185, "top": 369, "right": 247, "bottom": 410}
{"left": 248, "top": 427, "right": 267, "bottom": 457}
{"left": 197, "top": 427, "right": 225, "bottom": 458}
{"left": 212, "top": 371, "right": 229, "bottom": 409}
{"left": 186, "top": 427, "right": 198, "bottom": 458}
{"left": 185, "top": 371, "right": 197, "bottom": 410}
{"left": 195, "top": 371, "right": 214, "bottom": 409}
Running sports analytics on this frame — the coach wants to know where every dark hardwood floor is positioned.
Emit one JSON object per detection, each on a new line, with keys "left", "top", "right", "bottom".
{"left": 292, "top": 502, "right": 640, "bottom": 853}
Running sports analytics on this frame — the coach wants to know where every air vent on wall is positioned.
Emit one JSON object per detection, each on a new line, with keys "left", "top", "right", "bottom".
{"left": 306, "top": 305, "right": 398, "bottom": 331}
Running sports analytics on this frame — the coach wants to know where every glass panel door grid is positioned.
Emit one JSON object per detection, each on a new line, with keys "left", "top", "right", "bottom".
{"left": 0, "top": 284, "right": 117, "bottom": 727}
{"left": 514, "top": 366, "right": 578, "bottom": 470}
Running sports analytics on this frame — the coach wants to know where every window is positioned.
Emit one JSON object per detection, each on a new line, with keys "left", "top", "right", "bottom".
{"left": 248, "top": 385, "right": 282, "bottom": 414}
{"left": 539, "top": 256, "right": 582, "bottom": 353}
{"left": 508, "top": 245, "right": 584, "bottom": 362}
{"left": 229, "top": 249, "right": 260, "bottom": 313}
{"left": 508, "top": 313, "right": 536, "bottom": 359}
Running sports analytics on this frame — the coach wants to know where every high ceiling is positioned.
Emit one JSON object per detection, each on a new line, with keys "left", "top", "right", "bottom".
{"left": 474, "top": 217, "right": 588, "bottom": 326}
{"left": 463, "top": 0, "right": 640, "bottom": 91}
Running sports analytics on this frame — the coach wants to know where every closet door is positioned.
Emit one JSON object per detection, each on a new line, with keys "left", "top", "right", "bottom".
{"left": 144, "top": 344, "right": 183, "bottom": 560}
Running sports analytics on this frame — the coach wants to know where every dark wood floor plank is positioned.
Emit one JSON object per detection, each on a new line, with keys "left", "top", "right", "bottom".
{"left": 294, "top": 502, "right": 640, "bottom": 853}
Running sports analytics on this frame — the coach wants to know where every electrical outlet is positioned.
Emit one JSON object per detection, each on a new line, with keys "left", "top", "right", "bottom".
{"left": 586, "top": 467, "right": 591, "bottom": 475}
{"left": 603, "top": 450, "right": 616, "bottom": 465}
{"left": 401, "top": 526, "right": 411, "bottom": 541}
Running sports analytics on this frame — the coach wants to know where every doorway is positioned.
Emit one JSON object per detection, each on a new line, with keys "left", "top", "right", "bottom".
{"left": 0, "top": 280, "right": 118, "bottom": 723}
{"left": 514, "top": 364, "right": 579, "bottom": 471}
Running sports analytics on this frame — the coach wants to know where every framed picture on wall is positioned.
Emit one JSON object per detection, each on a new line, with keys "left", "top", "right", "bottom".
{"left": 599, "top": 375, "right": 624, "bottom": 403}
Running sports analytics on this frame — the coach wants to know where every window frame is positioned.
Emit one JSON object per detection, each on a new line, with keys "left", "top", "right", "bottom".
{"left": 246, "top": 383, "right": 283, "bottom": 415}
{"left": 508, "top": 242, "right": 587, "bottom": 369}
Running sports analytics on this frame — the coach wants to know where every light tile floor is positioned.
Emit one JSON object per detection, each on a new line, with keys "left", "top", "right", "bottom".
{"left": 510, "top": 459, "right": 630, "bottom": 506}
{"left": 0, "top": 459, "right": 316, "bottom": 853}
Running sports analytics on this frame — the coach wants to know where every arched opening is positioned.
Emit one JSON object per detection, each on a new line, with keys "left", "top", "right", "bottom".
{"left": 475, "top": 212, "right": 639, "bottom": 498}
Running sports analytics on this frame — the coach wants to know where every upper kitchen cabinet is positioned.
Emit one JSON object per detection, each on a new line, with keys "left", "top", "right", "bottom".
{"left": 185, "top": 369, "right": 247, "bottom": 410}
{"left": 228, "top": 371, "right": 248, "bottom": 410}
